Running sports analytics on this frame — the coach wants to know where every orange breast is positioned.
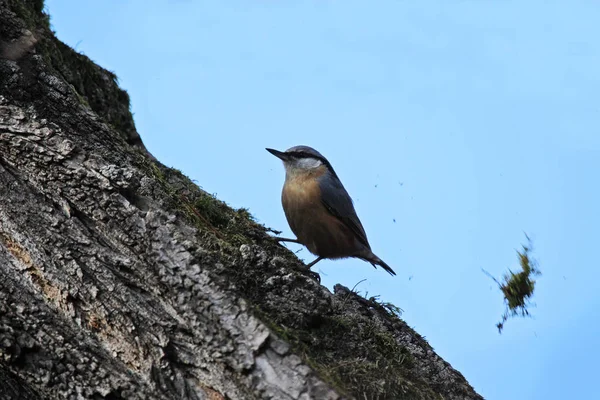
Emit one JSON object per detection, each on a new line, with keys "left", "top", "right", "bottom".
{"left": 281, "top": 172, "right": 322, "bottom": 234}
{"left": 281, "top": 168, "right": 361, "bottom": 258}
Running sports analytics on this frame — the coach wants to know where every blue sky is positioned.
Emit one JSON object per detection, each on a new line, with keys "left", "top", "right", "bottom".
{"left": 45, "top": 1, "right": 600, "bottom": 399}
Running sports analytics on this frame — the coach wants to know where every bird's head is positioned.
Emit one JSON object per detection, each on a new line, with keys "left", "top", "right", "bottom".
{"left": 266, "top": 145, "right": 333, "bottom": 177}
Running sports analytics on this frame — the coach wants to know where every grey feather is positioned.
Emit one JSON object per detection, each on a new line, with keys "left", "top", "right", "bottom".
{"left": 318, "top": 171, "right": 371, "bottom": 250}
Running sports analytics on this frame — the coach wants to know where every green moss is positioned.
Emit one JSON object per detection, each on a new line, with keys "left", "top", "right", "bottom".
{"left": 272, "top": 316, "right": 437, "bottom": 399}
{"left": 193, "top": 193, "right": 230, "bottom": 228}
{"left": 252, "top": 291, "right": 433, "bottom": 400}
{"left": 8, "top": 0, "right": 50, "bottom": 31}
{"left": 502, "top": 246, "right": 538, "bottom": 310}
{"left": 308, "top": 317, "right": 427, "bottom": 399}
{"left": 485, "top": 234, "right": 542, "bottom": 333}
{"left": 140, "top": 159, "right": 257, "bottom": 252}
{"left": 236, "top": 207, "right": 255, "bottom": 222}
{"left": 41, "top": 40, "right": 135, "bottom": 138}
{"left": 33, "top": 0, "right": 44, "bottom": 14}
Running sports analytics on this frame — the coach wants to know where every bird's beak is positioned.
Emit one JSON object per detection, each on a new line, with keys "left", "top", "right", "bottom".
{"left": 266, "top": 148, "right": 289, "bottom": 161}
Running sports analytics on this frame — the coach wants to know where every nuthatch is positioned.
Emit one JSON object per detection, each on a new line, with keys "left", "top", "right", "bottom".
{"left": 266, "top": 145, "right": 396, "bottom": 276}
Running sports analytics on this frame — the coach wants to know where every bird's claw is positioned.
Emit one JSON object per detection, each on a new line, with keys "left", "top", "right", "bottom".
{"left": 306, "top": 269, "right": 321, "bottom": 283}
{"left": 272, "top": 237, "right": 300, "bottom": 244}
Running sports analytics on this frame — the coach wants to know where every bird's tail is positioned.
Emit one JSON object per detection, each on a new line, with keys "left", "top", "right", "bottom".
{"left": 360, "top": 252, "right": 396, "bottom": 276}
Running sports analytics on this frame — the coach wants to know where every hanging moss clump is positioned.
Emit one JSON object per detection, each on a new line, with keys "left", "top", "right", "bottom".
{"left": 485, "top": 234, "right": 542, "bottom": 333}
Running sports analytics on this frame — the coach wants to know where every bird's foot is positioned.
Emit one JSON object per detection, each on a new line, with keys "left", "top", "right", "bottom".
{"left": 303, "top": 257, "right": 324, "bottom": 283}
{"left": 304, "top": 268, "right": 321, "bottom": 283}
{"left": 305, "top": 256, "right": 324, "bottom": 269}
{"left": 272, "top": 237, "right": 300, "bottom": 244}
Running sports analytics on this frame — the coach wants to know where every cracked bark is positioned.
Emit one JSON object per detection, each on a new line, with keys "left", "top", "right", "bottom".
{"left": 0, "top": 1, "right": 484, "bottom": 399}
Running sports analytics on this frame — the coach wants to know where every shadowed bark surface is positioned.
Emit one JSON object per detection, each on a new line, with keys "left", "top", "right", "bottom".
{"left": 0, "top": 1, "right": 484, "bottom": 399}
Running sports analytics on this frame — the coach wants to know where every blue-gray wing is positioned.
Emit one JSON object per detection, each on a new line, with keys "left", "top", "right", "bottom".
{"left": 318, "top": 172, "right": 371, "bottom": 249}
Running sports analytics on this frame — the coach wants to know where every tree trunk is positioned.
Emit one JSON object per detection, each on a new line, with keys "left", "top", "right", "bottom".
{"left": 0, "top": 1, "right": 484, "bottom": 399}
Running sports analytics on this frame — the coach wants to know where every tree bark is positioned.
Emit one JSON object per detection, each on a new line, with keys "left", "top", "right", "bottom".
{"left": 0, "top": 1, "right": 484, "bottom": 399}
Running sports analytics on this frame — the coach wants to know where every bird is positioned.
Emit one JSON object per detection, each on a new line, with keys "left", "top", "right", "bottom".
{"left": 266, "top": 145, "right": 396, "bottom": 276}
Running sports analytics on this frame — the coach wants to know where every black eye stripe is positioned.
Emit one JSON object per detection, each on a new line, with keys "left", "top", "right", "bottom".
{"left": 287, "top": 151, "right": 324, "bottom": 162}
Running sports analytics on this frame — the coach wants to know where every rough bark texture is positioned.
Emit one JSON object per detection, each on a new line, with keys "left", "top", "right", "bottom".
{"left": 0, "top": 1, "right": 484, "bottom": 399}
